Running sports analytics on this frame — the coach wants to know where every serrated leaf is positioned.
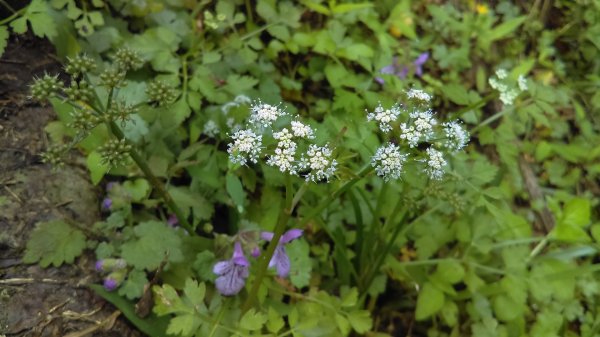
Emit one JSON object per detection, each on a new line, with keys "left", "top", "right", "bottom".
{"left": 183, "top": 279, "right": 206, "bottom": 306}
{"left": 287, "top": 239, "right": 312, "bottom": 288}
{"left": 167, "top": 314, "right": 198, "bottom": 336}
{"left": 119, "top": 269, "right": 148, "bottom": 300}
{"left": 240, "top": 308, "right": 267, "bottom": 330}
{"left": 10, "top": 17, "right": 28, "bottom": 34}
{"left": 121, "top": 221, "right": 183, "bottom": 270}
{"left": 415, "top": 282, "right": 445, "bottom": 320}
{"left": 266, "top": 307, "right": 284, "bottom": 333}
{"left": 347, "top": 310, "right": 372, "bottom": 333}
{"left": 335, "top": 314, "right": 351, "bottom": 335}
{"left": 23, "top": 220, "right": 87, "bottom": 267}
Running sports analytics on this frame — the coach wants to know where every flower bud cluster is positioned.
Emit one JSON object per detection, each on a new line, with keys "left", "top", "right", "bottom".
{"left": 366, "top": 89, "right": 470, "bottom": 181}
{"left": 488, "top": 68, "right": 528, "bottom": 106}
{"left": 114, "top": 48, "right": 144, "bottom": 72}
{"left": 40, "top": 144, "right": 66, "bottom": 166}
{"left": 30, "top": 74, "right": 63, "bottom": 102}
{"left": 100, "top": 68, "right": 126, "bottom": 88}
{"left": 146, "top": 80, "right": 177, "bottom": 106}
{"left": 99, "top": 139, "right": 132, "bottom": 168}
{"left": 69, "top": 109, "right": 101, "bottom": 131}
{"left": 64, "top": 80, "right": 94, "bottom": 103}
{"left": 227, "top": 101, "right": 338, "bottom": 182}
{"left": 95, "top": 258, "right": 128, "bottom": 291}
{"left": 65, "top": 54, "right": 96, "bottom": 76}
{"left": 106, "top": 101, "right": 137, "bottom": 125}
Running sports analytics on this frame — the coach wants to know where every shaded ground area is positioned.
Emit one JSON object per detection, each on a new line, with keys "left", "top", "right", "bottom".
{"left": 0, "top": 35, "right": 140, "bottom": 337}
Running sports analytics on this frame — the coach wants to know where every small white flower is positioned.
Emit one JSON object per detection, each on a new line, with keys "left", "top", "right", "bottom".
{"left": 291, "top": 121, "right": 315, "bottom": 139}
{"left": 203, "top": 120, "right": 220, "bottom": 138}
{"left": 298, "top": 144, "right": 337, "bottom": 182}
{"left": 423, "top": 147, "right": 447, "bottom": 180}
{"left": 499, "top": 88, "right": 519, "bottom": 105}
{"left": 517, "top": 75, "right": 528, "bottom": 91}
{"left": 249, "top": 101, "right": 286, "bottom": 128}
{"left": 267, "top": 144, "right": 297, "bottom": 174}
{"left": 442, "top": 121, "right": 469, "bottom": 152}
{"left": 227, "top": 129, "right": 262, "bottom": 165}
{"left": 495, "top": 68, "right": 508, "bottom": 79}
{"left": 400, "top": 110, "right": 437, "bottom": 147}
{"left": 406, "top": 89, "right": 432, "bottom": 102}
{"left": 371, "top": 143, "right": 407, "bottom": 181}
{"left": 366, "top": 103, "right": 401, "bottom": 133}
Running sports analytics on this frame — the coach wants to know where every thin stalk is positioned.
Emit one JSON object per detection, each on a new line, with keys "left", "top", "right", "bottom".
{"left": 0, "top": 6, "right": 24, "bottom": 25}
{"left": 106, "top": 121, "right": 194, "bottom": 234}
{"left": 242, "top": 179, "right": 307, "bottom": 312}
{"left": 299, "top": 164, "right": 374, "bottom": 227}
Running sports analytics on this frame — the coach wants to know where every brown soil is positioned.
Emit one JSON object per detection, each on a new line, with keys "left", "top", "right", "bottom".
{"left": 0, "top": 34, "right": 140, "bottom": 337}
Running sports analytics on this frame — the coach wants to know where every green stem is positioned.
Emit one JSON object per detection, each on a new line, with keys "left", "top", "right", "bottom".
{"left": 242, "top": 179, "right": 307, "bottom": 312}
{"left": 0, "top": 6, "right": 24, "bottom": 25}
{"left": 106, "top": 121, "right": 194, "bottom": 234}
{"left": 299, "top": 164, "right": 374, "bottom": 227}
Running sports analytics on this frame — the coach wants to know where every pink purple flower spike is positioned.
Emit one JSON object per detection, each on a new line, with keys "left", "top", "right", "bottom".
{"left": 260, "top": 229, "right": 303, "bottom": 277}
{"left": 213, "top": 241, "right": 250, "bottom": 296}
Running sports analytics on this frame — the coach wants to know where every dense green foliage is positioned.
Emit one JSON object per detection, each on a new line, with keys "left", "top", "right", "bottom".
{"left": 6, "top": 0, "right": 600, "bottom": 336}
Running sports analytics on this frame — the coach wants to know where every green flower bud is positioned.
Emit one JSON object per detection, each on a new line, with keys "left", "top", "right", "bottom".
{"left": 40, "top": 144, "right": 66, "bottom": 166}
{"left": 65, "top": 54, "right": 96, "bottom": 76}
{"left": 99, "top": 68, "right": 126, "bottom": 88}
{"left": 114, "top": 48, "right": 144, "bottom": 72}
{"left": 29, "top": 74, "right": 62, "bottom": 102}
{"left": 105, "top": 101, "right": 137, "bottom": 125}
{"left": 64, "top": 80, "right": 94, "bottom": 103}
{"left": 99, "top": 139, "right": 132, "bottom": 168}
{"left": 69, "top": 109, "right": 101, "bottom": 131}
{"left": 146, "top": 80, "right": 177, "bottom": 106}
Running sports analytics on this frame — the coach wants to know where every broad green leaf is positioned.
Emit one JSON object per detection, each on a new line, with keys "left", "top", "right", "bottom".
{"left": 287, "top": 239, "right": 312, "bottom": 288}
{"left": 122, "top": 178, "right": 151, "bottom": 202}
{"left": 489, "top": 16, "right": 526, "bottom": 41}
{"left": 86, "top": 151, "right": 109, "bottom": 185}
{"left": 434, "top": 260, "right": 464, "bottom": 284}
{"left": 240, "top": 308, "right": 267, "bottom": 331}
{"left": 167, "top": 314, "right": 198, "bottom": 336}
{"left": 347, "top": 310, "right": 372, "bottom": 333}
{"left": 226, "top": 173, "right": 246, "bottom": 212}
{"left": 341, "top": 288, "right": 358, "bottom": 307}
{"left": 443, "top": 83, "right": 470, "bottom": 105}
{"left": 183, "top": 279, "right": 206, "bottom": 306}
{"left": 561, "top": 198, "right": 591, "bottom": 227}
{"left": 335, "top": 314, "right": 351, "bottom": 336}
{"left": 23, "top": 220, "right": 86, "bottom": 267}
{"left": 118, "top": 269, "right": 148, "bottom": 300}
{"left": 121, "top": 221, "right": 184, "bottom": 270}
{"left": 415, "top": 282, "right": 445, "bottom": 320}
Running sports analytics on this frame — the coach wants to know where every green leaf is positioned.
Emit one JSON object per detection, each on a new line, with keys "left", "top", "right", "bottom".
{"left": 266, "top": 307, "right": 284, "bottom": 333}
{"left": 192, "top": 251, "right": 217, "bottom": 282}
{"left": 341, "top": 288, "right": 358, "bottom": 307}
{"left": 226, "top": 173, "right": 246, "bottom": 213}
{"left": 121, "top": 221, "right": 184, "bottom": 270}
{"left": 287, "top": 239, "right": 312, "bottom": 288}
{"left": 183, "top": 278, "right": 206, "bottom": 305}
{"left": 23, "top": 220, "right": 86, "bottom": 267}
{"left": 434, "top": 260, "right": 465, "bottom": 284}
{"left": 489, "top": 16, "right": 526, "bottom": 41}
{"left": 240, "top": 308, "right": 267, "bottom": 331}
{"left": 347, "top": 310, "right": 372, "bottom": 333}
{"left": 90, "top": 284, "right": 169, "bottom": 337}
{"left": 442, "top": 83, "right": 470, "bottom": 105}
{"left": 122, "top": 178, "right": 151, "bottom": 202}
{"left": 415, "top": 282, "right": 445, "bottom": 320}
{"left": 168, "top": 186, "right": 214, "bottom": 223}
{"left": 167, "top": 314, "right": 198, "bottom": 336}
{"left": 119, "top": 269, "right": 148, "bottom": 300}
{"left": 0, "top": 26, "right": 8, "bottom": 56}
{"left": 10, "top": 17, "right": 27, "bottom": 34}
{"left": 335, "top": 314, "right": 351, "bottom": 335}
{"left": 561, "top": 198, "right": 591, "bottom": 227}
{"left": 86, "top": 151, "right": 109, "bottom": 185}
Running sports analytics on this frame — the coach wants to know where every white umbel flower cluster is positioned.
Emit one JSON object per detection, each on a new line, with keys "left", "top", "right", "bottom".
{"left": 489, "top": 68, "right": 528, "bottom": 106}
{"left": 366, "top": 103, "right": 401, "bottom": 133}
{"left": 227, "top": 129, "right": 262, "bottom": 165}
{"left": 203, "top": 120, "right": 220, "bottom": 138}
{"left": 267, "top": 128, "right": 297, "bottom": 174}
{"left": 291, "top": 120, "right": 315, "bottom": 139}
{"left": 298, "top": 144, "right": 338, "bottom": 182}
{"left": 423, "top": 147, "right": 447, "bottom": 180}
{"left": 406, "top": 89, "right": 432, "bottom": 102}
{"left": 442, "top": 121, "right": 469, "bottom": 152}
{"left": 400, "top": 110, "right": 437, "bottom": 148}
{"left": 249, "top": 101, "right": 286, "bottom": 128}
{"left": 371, "top": 143, "right": 407, "bottom": 181}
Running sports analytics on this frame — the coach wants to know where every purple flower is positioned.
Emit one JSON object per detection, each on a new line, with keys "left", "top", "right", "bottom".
{"left": 375, "top": 57, "right": 407, "bottom": 84}
{"left": 167, "top": 214, "right": 178, "bottom": 227}
{"left": 414, "top": 52, "right": 429, "bottom": 77}
{"left": 260, "top": 229, "right": 303, "bottom": 278}
{"left": 251, "top": 246, "right": 261, "bottom": 258}
{"left": 103, "top": 277, "right": 118, "bottom": 291}
{"left": 106, "top": 182, "right": 116, "bottom": 191}
{"left": 95, "top": 260, "right": 104, "bottom": 271}
{"left": 213, "top": 241, "right": 249, "bottom": 296}
{"left": 101, "top": 198, "right": 112, "bottom": 210}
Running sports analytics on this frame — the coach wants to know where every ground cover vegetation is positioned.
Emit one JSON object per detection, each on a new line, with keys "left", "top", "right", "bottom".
{"left": 2, "top": 0, "right": 600, "bottom": 336}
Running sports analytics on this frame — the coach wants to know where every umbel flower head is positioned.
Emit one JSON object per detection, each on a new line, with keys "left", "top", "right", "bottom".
{"left": 366, "top": 88, "right": 469, "bottom": 181}
{"left": 213, "top": 241, "right": 250, "bottom": 296}
{"left": 226, "top": 100, "right": 338, "bottom": 183}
